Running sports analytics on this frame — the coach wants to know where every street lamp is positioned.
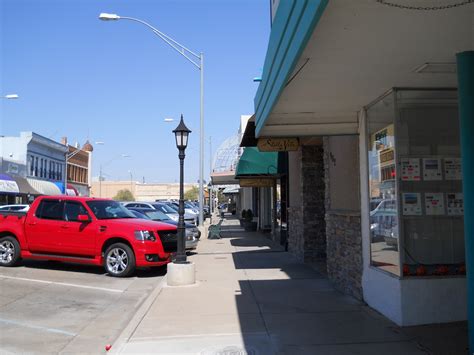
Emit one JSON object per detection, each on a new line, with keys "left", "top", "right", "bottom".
{"left": 173, "top": 114, "right": 191, "bottom": 263}
{"left": 2, "top": 94, "right": 19, "bottom": 99}
{"left": 98, "top": 12, "right": 205, "bottom": 226}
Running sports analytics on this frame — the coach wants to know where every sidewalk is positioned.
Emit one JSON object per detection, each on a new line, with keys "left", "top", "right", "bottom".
{"left": 112, "top": 216, "right": 468, "bottom": 355}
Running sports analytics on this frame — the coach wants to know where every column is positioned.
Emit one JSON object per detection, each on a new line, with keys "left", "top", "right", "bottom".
{"left": 457, "top": 51, "right": 474, "bottom": 354}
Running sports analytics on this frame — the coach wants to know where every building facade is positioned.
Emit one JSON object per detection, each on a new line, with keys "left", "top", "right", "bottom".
{"left": 63, "top": 138, "right": 93, "bottom": 196}
{"left": 0, "top": 132, "right": 67, "bottom": 204}
{"left": 250, "top": 0, "right": 473, "bottom": 351}
{"left": 90, "top": 180, "right": 199, "bottom": 201}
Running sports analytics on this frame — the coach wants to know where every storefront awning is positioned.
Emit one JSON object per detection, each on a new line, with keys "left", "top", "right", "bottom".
{"left": 235, "top": 147, "right": 278, "bottom": 178}
{"left": 27, "top": 178, "right": 62, "bottom": 195}
{"left": 222, "top": 185, "right": 240, "bottom": 194}
{"left": 240, "top": 115, "right": 257, "bottom": 147}
{"left": 0, "top": 174, "right": 20, "bottom": 194}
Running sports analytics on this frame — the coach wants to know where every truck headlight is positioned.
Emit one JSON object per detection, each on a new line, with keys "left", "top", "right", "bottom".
{"left": 134, "top": 230, "right": 156, "bottom": 242}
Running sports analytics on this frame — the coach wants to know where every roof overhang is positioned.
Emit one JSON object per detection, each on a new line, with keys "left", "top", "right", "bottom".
{"left": 211, "top": 171, "right": 239, "bottom": 185}
{"left": 254, "top": 0, "right": 474, "bottom": 138}
{"left": 240, "top": 115, "right": 257, "bottom": 147}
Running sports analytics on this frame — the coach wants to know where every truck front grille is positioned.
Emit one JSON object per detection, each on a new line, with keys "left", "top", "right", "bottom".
{"left": 157, "top": 230, "right": 177, "bottom": 253}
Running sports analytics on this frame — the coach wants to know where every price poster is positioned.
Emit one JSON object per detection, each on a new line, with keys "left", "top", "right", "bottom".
{"left": 447, "top": 193, "right": 464, "bottom": 216}
{"left": 424, "top": 193, "right": 445, "bottom": 215}
{"left": 400, "top": 158, "right": 420, "bottom": 181}
{"left": 402, "top": 193, "right": 422, "bottom": 216}
{"left": 423, "top": 158, "right": 442, "bottom": 181}
{"left": 444, "top": 158, "right": 462, "bottom": 180}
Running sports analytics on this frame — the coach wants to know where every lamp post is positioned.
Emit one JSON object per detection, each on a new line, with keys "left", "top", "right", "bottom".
{"left": 128, "top": 170, "right": 133, "bottom": 194}
{"left": 99, "top": 12, "right": 205, "bottom": 227}
{"left": 173, "top": 115, "right": 191, "bottom": 263}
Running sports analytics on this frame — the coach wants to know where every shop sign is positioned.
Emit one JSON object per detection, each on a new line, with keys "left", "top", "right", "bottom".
{"left": 257, "top": 138, "right": 299, "bottom": 152}
{"left": 7, "top": 163, "right": 19, "bottom": 174}
{"left": 239, "top": 178, "right": 274, "bottom": 188}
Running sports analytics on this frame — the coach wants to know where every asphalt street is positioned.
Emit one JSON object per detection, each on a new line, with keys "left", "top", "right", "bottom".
{"left": 0, "top": 259, "right": 166, "bottom": 354}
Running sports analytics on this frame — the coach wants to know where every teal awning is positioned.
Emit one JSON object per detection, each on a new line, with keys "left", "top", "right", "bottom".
{"left": 235, "top": 147, "right": 278, "bottom": 178}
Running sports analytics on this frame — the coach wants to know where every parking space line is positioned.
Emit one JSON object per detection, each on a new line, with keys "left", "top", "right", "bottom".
{"left": 0, "top": 275, "right": 124, "bottom": 293}
{"left": 0, "top": 318, "right": 77, "bottom": 336}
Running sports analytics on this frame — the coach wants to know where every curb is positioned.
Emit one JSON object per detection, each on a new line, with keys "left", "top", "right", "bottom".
{"left": 109, "top": 275, "right": 168, "bottom": 354}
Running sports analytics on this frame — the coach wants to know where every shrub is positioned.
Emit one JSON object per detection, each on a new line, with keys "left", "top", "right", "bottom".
{"left": 245, "top": 209, "right": 253, "bottom": 222}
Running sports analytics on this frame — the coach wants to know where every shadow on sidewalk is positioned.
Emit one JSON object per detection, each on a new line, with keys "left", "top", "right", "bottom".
{"left": 214, "top": 226, "right": 468, "bottom": 354}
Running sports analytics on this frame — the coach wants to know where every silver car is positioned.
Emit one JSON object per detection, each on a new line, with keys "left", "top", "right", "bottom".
{"left": 122, "top": 201, "right": 197, "bottom": 225}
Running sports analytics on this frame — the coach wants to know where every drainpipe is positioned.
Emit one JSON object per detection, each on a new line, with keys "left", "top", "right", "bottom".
{"left": 457, "top": 50, "right": 474, "bottom": 355}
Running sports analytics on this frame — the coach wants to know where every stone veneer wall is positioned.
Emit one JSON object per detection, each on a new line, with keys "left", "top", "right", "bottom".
{"left": 326, "top": 212, "right": 363, "bottom": 299}
{"left": 288, "top": 145, "right": 326, "bottom": 263}
{"left": 323, "top": 137, "right": 363, "bottom": 300}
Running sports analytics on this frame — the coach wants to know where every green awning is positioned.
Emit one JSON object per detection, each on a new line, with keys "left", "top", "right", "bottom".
{"left": 235, "top": 147, "right": 278, "bottom": 178}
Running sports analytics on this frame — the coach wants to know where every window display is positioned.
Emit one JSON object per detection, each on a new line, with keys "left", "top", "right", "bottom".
{"left": 367, "top": 89, "right": 465, "bottom": 277}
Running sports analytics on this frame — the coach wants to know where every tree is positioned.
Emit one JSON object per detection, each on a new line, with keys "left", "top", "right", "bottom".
{"left": 113, "top": 189, "right": 134, "bottom": 201}
{"left": 184, "top": 186, "right": 199, "bottom": 201}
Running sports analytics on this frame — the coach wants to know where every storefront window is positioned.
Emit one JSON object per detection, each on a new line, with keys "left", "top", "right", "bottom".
{"left": 367, "top": 93, "right": 400, "bottom": 275}
{"left": 367, "top": 89, "right": 465, "bottom": 277}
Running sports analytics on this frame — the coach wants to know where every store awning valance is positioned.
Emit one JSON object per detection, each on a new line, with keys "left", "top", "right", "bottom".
{"left": 0, "top": 174, "right": 20, "bottom": 194}
{"left": 235, "top": 147, "right": 278, "bottom": 178}
{"left": 27, "top": 178, "right": 62, "bottom": 195}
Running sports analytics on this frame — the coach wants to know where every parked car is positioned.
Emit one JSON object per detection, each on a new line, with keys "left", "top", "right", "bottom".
{"left": 370, "top": 199, "right": 398, "bottom": 247}
{"left": 123, "top": 201, "right": 197, "bottom": 226}
{"left": 0, "top": 196, "right": 178, "bottom": 277}
{"left": 190, "top": 201, "right": 210, "bottom": 217}
{"left": 0, "top": 204, "right": 30, "bottom": 212}
{"left": 127, "top": 207, "right": 200, "bottom": 249}
{"left": 161, "top": 201, "right": 199, "bottom": 225}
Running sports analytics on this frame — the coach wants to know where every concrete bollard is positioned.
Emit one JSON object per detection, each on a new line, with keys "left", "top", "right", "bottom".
{"left": 167, "top": 262, "right": 196, "bottom": 286}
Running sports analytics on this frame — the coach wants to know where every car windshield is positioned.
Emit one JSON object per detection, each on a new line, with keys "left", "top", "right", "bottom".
{"left": 144, "top": 210, "right": 171, "bottom": 221}
{"left": 153, "top": 203, "right": 177, "bottom": 214}
{"left": 184, "top": 202, "right": 196, "bottom": 209}
{"left": 130, "top": 210, "right": 151, "bottom": 219}
{"left": 86, "top": 200, "right": 135, "bottom": 220}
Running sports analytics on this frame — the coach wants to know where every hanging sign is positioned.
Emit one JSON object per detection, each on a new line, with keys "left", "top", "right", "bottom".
{"left": 239, "top": 178, "right": 274, "bottom": 187}
{"left": 400, "top": 158, "right": 420, "bottom": 181}
{"left": 425, "top": 192, "right": 445, "bottom": 215}
{"left": 402, "top": 192, "right": 422, "bottom": 216}
{"left": 257, "top": 138, "right": 299, "bottom": 152}
{"left": 444, "top": 158, "right": 462, "bottom": 180}
{"left": 423, "top": 158, "right": 442, "bottom": 181}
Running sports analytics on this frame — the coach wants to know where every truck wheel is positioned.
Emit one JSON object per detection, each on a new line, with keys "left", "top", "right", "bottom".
{"left": 104, "top": 243, "right": 136, "bottom": 277}
{"left": 0, "top": 236, "right": 21, "bottom": 267}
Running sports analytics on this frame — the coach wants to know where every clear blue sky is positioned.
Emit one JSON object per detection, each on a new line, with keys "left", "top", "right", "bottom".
{"left": 0, "top": 0, "right": 270, "bottom": 183}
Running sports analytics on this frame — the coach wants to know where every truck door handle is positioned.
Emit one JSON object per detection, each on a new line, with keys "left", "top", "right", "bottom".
{"left": 99, "top": 226, "right": 107, "bottom": 232}
{"left": 60, "top": 225, "right": 69, "bottom": 229}
{"left": 28, "top": 222, "right": 37, "bottom": 226}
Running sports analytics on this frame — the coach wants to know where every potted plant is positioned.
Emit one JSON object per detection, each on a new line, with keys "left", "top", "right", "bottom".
{"left": 243, "top": 209, "right": 257, "bottom": 231}
{"left": 239, "top": 210, "right": 247, "bottom": 227}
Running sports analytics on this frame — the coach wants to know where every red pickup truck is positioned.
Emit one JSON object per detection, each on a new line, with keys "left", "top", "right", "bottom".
{"left": 0, "top": 196, "right": 177, "bottom": 277}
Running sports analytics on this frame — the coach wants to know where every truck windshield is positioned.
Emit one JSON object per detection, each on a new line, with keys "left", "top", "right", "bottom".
{"left": 86, "top": 200, "right": 135, "bottom": 220}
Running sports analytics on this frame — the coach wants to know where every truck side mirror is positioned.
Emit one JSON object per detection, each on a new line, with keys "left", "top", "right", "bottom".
{"left": 77, "top": 214, "right": 91, "bottom": 222}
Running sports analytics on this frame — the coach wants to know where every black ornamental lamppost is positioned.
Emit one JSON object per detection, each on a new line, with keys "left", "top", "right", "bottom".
{"left": 173, "top": 115, "right": 192, "bottom": 263}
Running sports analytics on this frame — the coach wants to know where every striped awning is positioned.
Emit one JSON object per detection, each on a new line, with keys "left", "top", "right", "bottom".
{"left": 0, "top": 174, "right": 20, "bottom": 194}
{"left": 26, "top": 178, "right": 62, "bottom": 195}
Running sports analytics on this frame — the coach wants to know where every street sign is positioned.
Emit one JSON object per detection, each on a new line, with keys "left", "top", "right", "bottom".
{"left": 239, "top": 178, "right": 274, "bottom": 187}
{"left": 257, "top": 138, "right": 299, "bottom": 152}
